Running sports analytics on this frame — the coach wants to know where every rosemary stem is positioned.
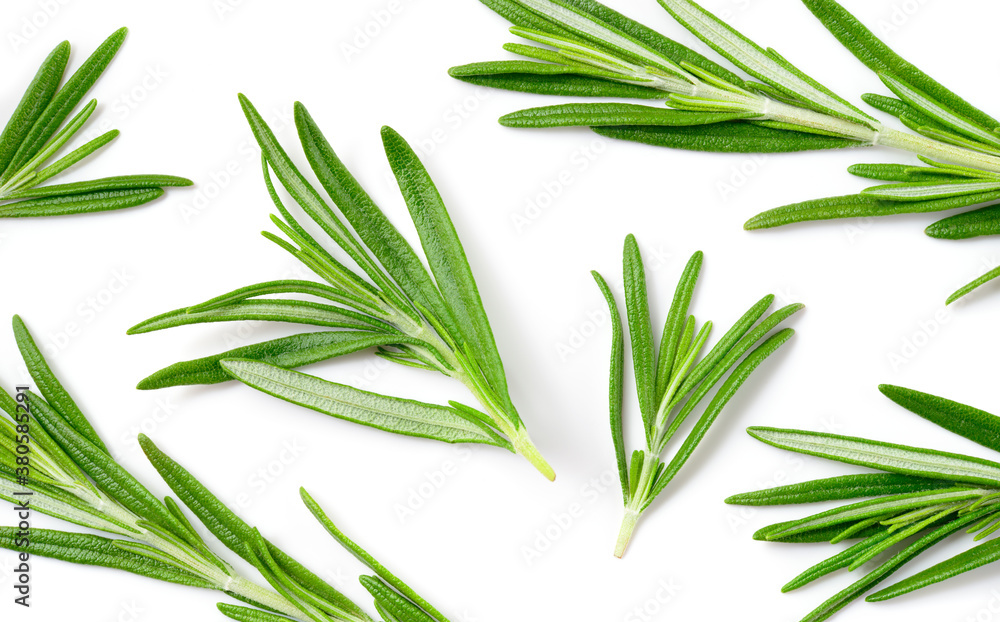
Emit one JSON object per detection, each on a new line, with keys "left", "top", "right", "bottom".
{"left": 224, "top": 574, "right": 307, "bottom": 619}
{"left": 614, "top": 508, "right": 640, "bottom": 559}
{"left": 615, "top": 452, "right": 659, "bottom": 558}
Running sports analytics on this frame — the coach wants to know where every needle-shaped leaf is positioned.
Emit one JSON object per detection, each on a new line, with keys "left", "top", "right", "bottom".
{"left": 592, "top": 122, "right": 861, "bottom": 152}
{"left": 499, "top": 103, "right": 748, "bottom": 128}
{"left": 27, "top": 129, "right": 119, "bottom": 187}
{"left": 725, "top": 473, "right": 948, "bottom": 506}
{"left": 127, "top": 300, "right": 391, "bottom": 335}
{"left": 947, "top": 265, "right": 1000, "bottom": 305}
{"left": 0, "top": 528, "right": 216, "bottom": 589}
{"left": 302, "top": 489, "right": 450, "bottom": 622}
{"left": 5, "top": 28, "right": 128, "bottom": 179}
{"left": 744, "top": 190, "right": 1000, "bottom": 229}
{"left": 879, "top": 385, "right": 1000, "bottom": 455}
{"left": 136, "top": 331, "right": 419, "bottom": 390}
{"left": 1, "top": 174, "right": 191, "bottom": 201}
{"left": 592, "top": 270, "right": 628, "bottom": 501}
{"left": 221, "top": 360, "right": 508, "bottom": 447}
{"left": 868, "top": 535, "right": 1000, "bottom": 602}
{"left": 622, "top": 235, "right": 657, "bottom": 438}
{"left": 381, "top": 126, "right": 514, "bottom": 414}
{"left": 0, "top": 41, "right": 69, "bottom": 177}
{"left": 13, "top": 315, "right": 107, "bottom": 453}
{"left": 861, "top": 180, "right": 1000, "bottom": 202}
{"left": 0, "top": 187, "right": 164, "bottom": 218}
{"left": 803, "top": 0, "right": 1000, "bottom": 131}
{"left": 217, "top": 604, "right": 298, "bottom": 622}
{"left": 747, "top": 427, "right": 1000, "bottom": 487}
{"left": 925, "top": 203, "right": 1000, "bottom": 239}
{"left": 655, "top": 251, "right": 702, "bottom": 399}
{"left": 783, "top": 531, "right": 895, "bottom": 592}
{"left": 448, "top": 61, "right": 667, "bottom": 98}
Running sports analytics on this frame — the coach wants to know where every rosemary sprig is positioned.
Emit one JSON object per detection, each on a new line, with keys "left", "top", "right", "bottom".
{"left": 450, "top": 0, "right": 1000, "bottom": 305}
{"left": 728, "top": 385, "right": 1000, "bottom": 622}
{"left": 0, "top": 29, "right": 190, "bottom": 217}
{"left": 129, "top": 96, "right": 554, "bottom": 480}
{"left": 594, "top": 235, "right": 800, "bottom": 557}
{"left": 0, "top": 316, "right": 450, "bottom": 622}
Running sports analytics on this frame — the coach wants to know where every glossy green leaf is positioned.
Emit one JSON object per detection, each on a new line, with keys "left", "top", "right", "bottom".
{"left": 449, "top": 61, "right": 667, "bottom": 98}
{"left": 926, "top": 203, "right": 1000, "bottom": 239}
{"left": 592, "top": 270, "right": 628, "bottom": 501}
{"left": 217, "top": 604, "right": 298, "bottom": 622}
{"left": 136, "top": 331, "right": 417, "bottom": 390}
{"left": 27, "top": 130, "right": 118, "bottom": 187}
{"left": 725, "top": 473, "right": 947, "bottom": 506}
{"left": 128, "top": 300, "right": 390, "bottom": 335}
{"left": 592, "top": 122, "right": 862, "bottom": 152}
{"left": 868, "top": 535, "right": 1000, "bottom": 602}
{"left": 0, "top": 187, "right": 164, "bottom": 218}
{"left": 947, "top": 265, "right": 1000, "bottom": 305}
{"left": 220, "top": 360, "right": 508, "bottom": 447}
{"left": 499, "top": 103, "right": 748, "bottom": 129}
{"left": 622, "top": 234, "right": 657, "bottom": 438}
{"left": 654, "top": 251, "right": 702, "bottom": 400}
{"left": 879, "top": 385, "right": 1000, "bottom": 455}
{"left": 2, "top": 174, "right": 191, "bottom": 200}
{"left": 861, "top": 180, "right": 1000, "bottom": 202}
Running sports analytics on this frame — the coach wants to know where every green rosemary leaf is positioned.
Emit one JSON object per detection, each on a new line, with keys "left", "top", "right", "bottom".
{"left": 220, "top": 360, "right": 507, "bottom": 447}
{"left": 380, "top": 127, "right": 514, "bottom": 415}
{"left": 360, "top": 576, "right": 436, "bottom": 622}
{"left": 448, "top": 61, "right": 667, "bottom": 98}
{"left": 656, "top": 0, "right": 868, "bottom": 124}
{"left": 499, "top": 103, "right": 747, "bottom": 128}
{"left": 925, "top": 203, "right": 1000, "bottom": 239}
{"left": 726, "top": 473, "right": 948, "bottom": 506}
{"left": 127, "top": 300, "right": 391, "bottom": 335}
{"left": 295, "top": 104, "right": 459, "bottom": 344}
{"left": 0, "top": 472, "right": 133, "bottom": 535}
{"left": 136, "top": 331, "right": 415, "bottom": 390}
{"left": 861, "top": 180, "right": 1000, "bottom": 202}
{"left": 654, "top": 251, "right": 702, "bottom": 400}
{"left": 28, "top": 130, "right": 119, "bottom": 187}
{"left": 1, "top": 174, "right": 191, "bottom": 201}
{"left": 753, "top": 518, "right": 885, "bottom": 543}
{"left": 744, "top": 190, "right": 1000, "bottom": 229}
{"left": 947, "top": 265, "right": 1000, "bottom": 305}
{"left": 0, "top": 187, "right": 164, "bottom": 218}
{"left": 187, "top": 281, "right": 370, "bottom": 313}
{"left": 645, "top": 328, "right": 795, "bottom": 507}
{"left": 0, "top": 40, "right": 69, "bottom": 177}
{"left": 878, "top": 385, "right": 1000, "bottom": 455}
{"left": 878, "top": 74, "right": 1000, "bottom": 150}
{"left": 592, "top": 122, "right": 861, "bottom": 153}
{"left": 747, "top": 427, "right": 1000, "bottom": 487}
{"left": 783, "top": 531, "right": 895, "bottom": 592}
{"left": 0, "top": 528, "right": 215, "bottom": 589}
{"left": 29, "top": 394, "right": 187, "bottom": 537}
{"left": 12, "top": 315, "right": 107, "bottom": 452}
{"left": 848, "top": 163, "right": 926, "bottom": 182}
{"left": 217, "top": 603, "right": 297, "bottom": 622}
{"left": 869, "top": 535, "right": 1000, "bottom": 602}
{"left": 622, "top": 234, "right": 657, "bottom": 438}
{"left": 799, "top": 507, "right": 993, "bottom": 622}
{"left": 302, "top": 489, "right": 450, "bottom": 622}
{"left": 5, "top": 28, "right": 127, "bottom": 179}
{"left": 802, "top": 0, "right": 1000, "bottom": 130}
{"left": 592, "top": 270, "right": 628, "bottom": 501}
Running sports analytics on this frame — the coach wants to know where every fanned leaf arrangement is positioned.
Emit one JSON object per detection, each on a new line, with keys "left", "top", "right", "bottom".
{"left": 593, "top": 235, "right": 800, "bottom": 557}
{"left": 0, "top": 29, "right": 190, "bottom": 217}
{"left": 451, "top": 0, "right": 1000, "bottom": 304}
{"left": 728, "top": 385, "right": 1000, "bottom": 621}
{"left": 129, "top": 96, "right": 554, "bottom": 480}
{"left": 0, "top": 316, "right": 450, "bottom": 622}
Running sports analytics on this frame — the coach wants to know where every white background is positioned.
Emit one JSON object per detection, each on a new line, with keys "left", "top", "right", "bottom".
{"left": 3, "top": 0, "right": 1000, "bottom": 620}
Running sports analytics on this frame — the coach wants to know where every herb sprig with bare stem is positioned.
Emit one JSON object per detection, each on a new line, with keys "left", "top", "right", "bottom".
{"left": 0, "top": 29, "right": 190, "bottom": 218}
{"left": 129, "top": 96, "right": 554, "bottom": 480}
{"left": 728, "top": 385, "right": 1000, "bottom": 622}
{"left": 451, "top": 0, "right": 1000, "bottom": 305}
{"left": 594, "top": 235, "right": 801, "bottom": 557}
{"left": 0, "top": 316, "right": 451, "bottom": 622}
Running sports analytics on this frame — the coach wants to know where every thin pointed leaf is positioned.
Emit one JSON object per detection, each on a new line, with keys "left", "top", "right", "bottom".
{"left": 947, "top": 265, "right": 1000, "bottom": 305}
{"left": 220, "top": 360, "right": 507, "bottom": 447}
{"left": 926, "top": 203, "right": 1000, "bottom": 239}
{"left": 655, "top": 251, "right": 702, "bottom": 399}
{"left": 861, "top": 180, "right": 1000, "bottom": 202}
{"left": 0, "top": 187, "right": 164, "bottom": 218}
{"left": 747, "top": 426, "right": 1000, "bottom": 486}
{"left": 622, "top": 234, "right": 657, "bottom": 437}
{"left": 0, "top": 41, "right": 69, "bottom": 177}
{"left": 217, "top": 604, "right": 297, "bottom": 622}
{"left": 499, "top": 103, "right": 747, "bottom": 128}
{"left": 879, "top": 384, "right": 1000, "bottom": 455}
{"left": 783, "top": 531, "right": 895, "bottom": 592}
{"left": 725, "top": 473, "right": 948, "bottom": 506}
{"left": 592, "top": 122, "right": 861, "bottom": 152}
{"left": 135, "top": 331, "right": 418, "bottom": 390}
{"left": 592, "top": 270, "right": 628, "bottom": 501}
{"left": 2, "top": 174, "right": 191, "bottom": 201}
{"left": 27, "top": 129, "right": 118, "bottom": 187}
{"left": 360, "top": 576, "right": 437, "bottom": 622}
{"left": 868, "top": 534, "right": 1000, "bottom": 602}
{"left": 448, "top": 61, "right": 667, "bottom": 98}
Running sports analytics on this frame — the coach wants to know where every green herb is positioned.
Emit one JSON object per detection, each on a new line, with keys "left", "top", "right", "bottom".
{"left": 129, "top": 96, "right": 553, "bottom": 480}
{"left": 593, "top": 235, "right": 800, "bottom": 557}
{"left": 728, "top": 384, "right": 1000, "bottom": 621}
{"left": 0, "top": 30, "right": 190, "bottom": 217}
{"left": 450, "top": 0, "right": 1000, "bottom": 305}
{"left": 0, "top": 316, "right": 450, "bottom": 621}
